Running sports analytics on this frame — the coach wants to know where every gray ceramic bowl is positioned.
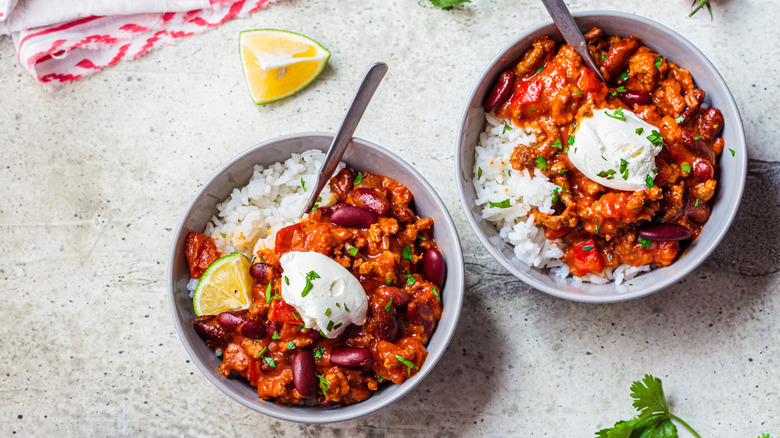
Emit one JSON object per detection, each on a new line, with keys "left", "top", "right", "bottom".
{"left": 456, "top": 11, "right": 746, "bottom": 303}
{"left": 169, "top": 133, "right": 464, "bottom": 422}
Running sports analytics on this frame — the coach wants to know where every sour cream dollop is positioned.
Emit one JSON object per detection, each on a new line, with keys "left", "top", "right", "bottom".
{"left": 568, "top": 108, "right": 661, "bottom": 192}
{"left": 280, "top": 251, "right": 368, "bottom": 338}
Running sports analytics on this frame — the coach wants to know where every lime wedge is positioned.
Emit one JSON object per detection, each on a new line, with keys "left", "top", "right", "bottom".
{"left": 239, "top": 29, "right": 330, "bottom": 105}
{"left": 193, "top": 253, "right": 254, "bottom": 316}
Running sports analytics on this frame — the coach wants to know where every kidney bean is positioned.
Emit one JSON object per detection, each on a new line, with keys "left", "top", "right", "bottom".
{"left": 352, "top": 188, "right": 390, "bottom": 216}
{"left": 375, "top": 285, "right": 411, "bottom": 307}
{"left": 617, "top": 90, "right": 652, "bottom": 106}
{"left": 696, "top": 107, "right": 724, "bottom": 141}
{"left": 249, "top": 263, "right": 274, "bottom": 283}
{"left": 407, "top": 300, "right": 435, "bottom": 337}
{"left": 330, "top": 169, "right": 356, "bottom": 201}
{"left": 330, "top": 347, "right": 373, "bottom": 367}
{"left": 693, "top": 159, "right": 714, "bottom": 182}
{"left": 637, "top": 223, "right": 692, "bottom": 241}
{"left": 422, "top": 248, "right": 446, "bottom": 289}
{"left": 239, "top": 319, "right": 266, "bottom": 339}
{"left": 216, "top": 312, "right": 243, "bottom": 332}
{"left": 686, "top": 199, "right": 711, "bottom": 224}
{"left": 193, "top": 318, "right": 231, "bottom": 343}
{"left": 682, "top": 131, "right": 714, "bottom": 164}
{"left": 292, "top": 350, "right": 317, "bottom": 399}
{"left": 376, "top": 312, "right": 398, "bottom": 342}
{"left": 483, "top": 70, "right": 514, "bottom": 113}
{"left": 330, "top": 204, "right": 378, "bottom": 228}
{"left": 266, "top": 321, "right": 281, "bottom": 338}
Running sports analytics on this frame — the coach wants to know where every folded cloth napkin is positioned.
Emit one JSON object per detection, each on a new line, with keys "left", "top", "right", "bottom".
{"left": 0, "top": 0, "right": 271, "bottom": 90}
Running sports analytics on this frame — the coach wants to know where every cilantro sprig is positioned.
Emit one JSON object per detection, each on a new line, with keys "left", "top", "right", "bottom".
{"left": 596, "top": 375, "right": 701, "bottom": 438}
{"left": 688, "top": 0, "right": 713, "bottom": 19}
{"left": 429, "top": 0, "right": 470, "bottom": 9}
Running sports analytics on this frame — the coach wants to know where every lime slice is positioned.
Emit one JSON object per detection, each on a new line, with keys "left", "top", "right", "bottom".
{"left": 193, "top": 253, "right": 254, "bottom": 316}
{"left": 239, "top": 29, "right": 330, "bottom": 105}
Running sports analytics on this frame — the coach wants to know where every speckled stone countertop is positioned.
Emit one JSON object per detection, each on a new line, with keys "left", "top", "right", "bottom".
{"left": 1, "top": 0, "right": 778, "bottom": 436}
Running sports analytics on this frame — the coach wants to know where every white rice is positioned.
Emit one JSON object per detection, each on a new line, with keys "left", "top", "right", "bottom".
{"left": 205, "top": 149, "right": 342, "bottom": 256}
{"left": 473, "top": 114, "right": 649, "bottom": 286}
{"left": 187, "top": 149, "right": 343, "bottom": 296}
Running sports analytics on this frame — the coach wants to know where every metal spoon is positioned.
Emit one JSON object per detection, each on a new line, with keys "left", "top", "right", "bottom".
{"left": 540, "top": 0, "right": 605, "bottom": 83}
{"left": 300, "top": 62, "right": 388, "bottom": 216}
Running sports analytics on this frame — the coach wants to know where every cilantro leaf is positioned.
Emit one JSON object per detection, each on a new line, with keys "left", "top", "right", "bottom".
{"left": 429, "top": 0, "right": 470, "bottom": 9}
{"left": 631, "top": 375, "right": 669, "bottom": 416}
{"left": 595, "top": 375, "right": 701, "bottom": 438}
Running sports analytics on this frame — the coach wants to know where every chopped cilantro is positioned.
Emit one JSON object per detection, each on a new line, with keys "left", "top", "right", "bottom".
{"left": 489, "top": 199, "right": 511, "bottom": 208}
{"left": 348, "top": 246, "right": 359, "bottom": 257}
{"left": 265, "top": 280, "right": 274, "bottom": 303}
{"left": 503, "top": 122, "right": 513, "bottom": 134}
{"left": 325, "top": 308, "right": 331, "bottom": 317}
{"left": 551, "top": 187, "right": 560, "bottom": 206}
{"left": 729, "top": 148, "right": 735, "bottom": 156}
{"left": 406, "top": 274, "right": 416, "bottom": 286}
{"left": 695, "top": 198, "right": 701, "bottom": 207}
{"left": 314, "top": 348, "right": 324, "bottom": 359}
{"left": 619, "top": 71, "right": 629, "bottom": 82}
{"left": 535, "top": 155, "right": 547, "bottom": 170}
{"left": 317, "top": 374, "right": 329, "bottom": 393}
{"left": 296, "top": 323, "right": 305, "bottom": 331}
{"left": 219, "top": 233, "right": 227, "bottom": 238}
{"left": 654, "top": 56, "right": 663, "bottom": 68}
{"left": 639, "top": 237, "right": 652, "bottom": 247}
{"left": 432, "top": 287, "right": 440, "bottom": 300}
{"left": 573, "top": 90, "right": 583, "bottom": 95}
{"left": 568, "top": 136, "right": 575, "bottom": 146}
{"left": 597, "top": 169, "right": 617, "bottom": 180}
{"left": 675, "top": 116, "right": 685, "bottom": 123}
{"left": 385, "top": 298, "right": 393, "bottom": 312}
{"left": 395, "top": 355, "right": 420, "bottom": 375}
{"left": 681, "top": 163, "right": 692, "bottom": 173}
{"left": 551, "top": 139, "right": 563, "bottom": 149}
{"left": 646, "top": 130, "right": 665, "bottom": 147}
{"left": 301, "top": 270, "right": 321, "bottom": 297}
{"left": 300, "top": 178, "right": 306, "bottom": 191}
{"left": 582, "top": 245, "right": 595, "bottom": 251}
{"left": 287, "top": 341, "right": 295, "bottom": 350}
{"left": 353, "top": 172, "right": 362, "bottom": 185}
{"left": 477, "top": 167, "right": 483, "bottom": 178}
{"left": 635, "top": 127, "right": 644, "bottom": 135}
{"left": 605, "top": 107, "right": 626, "bottom": 121}
{"left": 263, "top": 356, "right": 276, "bottom": 368}
{"left": 646, "top": 175, "right": 654, "bottom": 189}
{"left": 616, "top": 86, "right": 627, "bottom": 93}
{"left": 272, "top": 331, "right": 280, "bottom": 340}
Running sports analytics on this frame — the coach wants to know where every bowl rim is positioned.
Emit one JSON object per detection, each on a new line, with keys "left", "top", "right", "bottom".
{"left": 455, "top": 10, "right": 747, "bottom": 303}
{"left": 168, "top": 132, "right": 465, "bottom": 422}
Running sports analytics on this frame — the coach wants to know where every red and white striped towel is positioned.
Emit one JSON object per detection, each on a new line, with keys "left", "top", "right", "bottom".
{"left": 1, "top": 0, "right": 271, "bottom": 90}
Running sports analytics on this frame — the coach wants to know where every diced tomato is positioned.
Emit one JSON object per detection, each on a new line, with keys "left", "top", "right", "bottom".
{"left": 275, "top": 223, "right": 303, "bottom": 253}
{"left": 268, "top": 298, "right": 300, "bottom": 324}
{"left": 510, "top": 80, "right": 544, "bottom": 106}
{"left": 567, "top": 239, "right": 604, "bottom": 276}
{"left": 247, "top": 357, "right": 262, "bottom": 381}
{"left": 577, "top": 68, "right": 605, "bottom": 93}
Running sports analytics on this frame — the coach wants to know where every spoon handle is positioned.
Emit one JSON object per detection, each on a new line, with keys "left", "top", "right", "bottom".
{"left": 302, "top": 62, "right": 388, "bottom": 215}
{"left": 539, "top": 0, "right": 605, "bottom": 82}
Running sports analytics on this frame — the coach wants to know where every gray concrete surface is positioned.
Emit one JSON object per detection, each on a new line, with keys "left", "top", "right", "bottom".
{"left": 1, "top": 0, "right": 778, "bottom": 436}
